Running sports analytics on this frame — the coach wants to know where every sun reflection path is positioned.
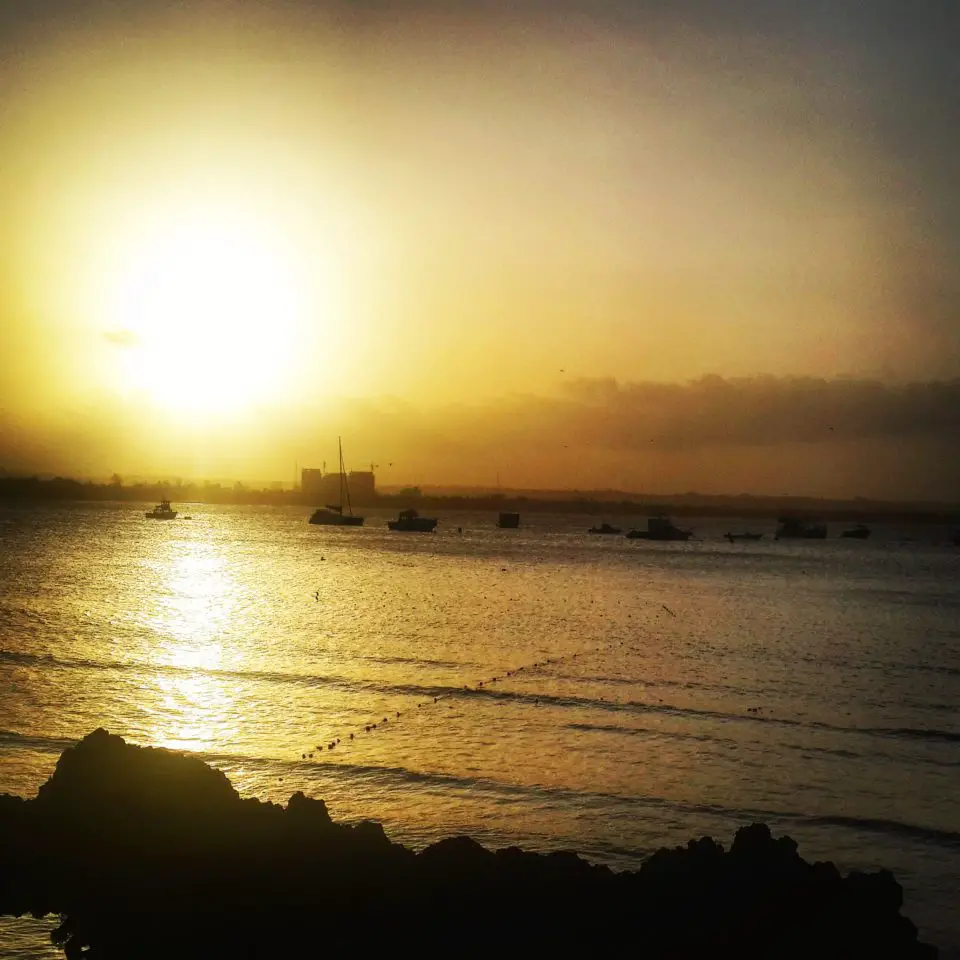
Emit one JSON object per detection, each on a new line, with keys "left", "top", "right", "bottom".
{"left": 142, "top": 538, "right": 246, "bottom": 754}
{"left": 295, "top": 602, "right": 679, "bottom": 765}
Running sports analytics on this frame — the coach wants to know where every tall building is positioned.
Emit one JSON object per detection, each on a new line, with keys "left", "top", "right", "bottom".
{"left": 301, "top": 468, "right": 376, "bottom": 505}
{"left": 347, "top": 471, "right": 376, "bottom": 504}
{"left": 301, "top": 468, "right": 325, "bottom": 501}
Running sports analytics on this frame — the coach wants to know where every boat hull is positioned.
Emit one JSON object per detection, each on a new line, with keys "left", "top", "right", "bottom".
{"left": 387, "top": 518, "right": 437, "bottom": 532}
{"left": 309, "top": 511, "right": 364, "bottom": 526}
{"left": 145, "top": 513, "right": 177, "bottom": 520}
{"left": 775, "top": 517, "right": 827, "bottom": 540}
{"left": 626, "top": 530, "right": 691, "bottom": 541}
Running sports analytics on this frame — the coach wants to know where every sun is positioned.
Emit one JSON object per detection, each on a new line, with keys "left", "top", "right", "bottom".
{"left": 107, "top": 208, "right": 307, "bottom": 416}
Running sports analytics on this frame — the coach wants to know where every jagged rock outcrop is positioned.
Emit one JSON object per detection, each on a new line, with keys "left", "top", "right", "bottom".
{"left": 0, "top": 729, "right": 938, "bottom": 958}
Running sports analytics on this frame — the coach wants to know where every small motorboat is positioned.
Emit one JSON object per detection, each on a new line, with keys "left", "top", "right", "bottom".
{"left": 588, "top": 523, "right": 621, "bottom": 535}
{"left": 840, "top": 524, "right": 871, "bottom": 539}
{"left": 775, "top": 516, "right": 827, "bottom": 540}
{"left": 388, "top": 509, "right": 438, "bottom": 532}
{"left": 725, "top": 531, "right": 763, "bottom": 543}
{"left": 145, "top": 499, "right": 177, "bottom": 520}
{"left": 626, "top": 516, "right": 693, "bottom": 541}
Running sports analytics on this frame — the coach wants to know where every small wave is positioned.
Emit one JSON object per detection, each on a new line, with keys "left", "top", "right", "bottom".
{"left": 566, "top": 722, "right": 739, "bottom": 748}
{"left": 4, "top": 649, "right": 958, "bottom": 752}
{"left": 866, "top": 727, "right": 960, "bottom": 745}
{"left": 0, "top": 649, "right": 458, "bottom": 700}
{"left": 906, "top": 663, "right": 960, "bottom": 678}
{"left": 359, "top": 654, "right": 469, "bottom": 669}
{"left": 0, "top": 729, "right": 76, "bottom": 754}
{"left": 787, "top": 744, "right": 862, "bottom": 760}
{"left": 800, "top": 814, "right": 960, "bottom": 848}
{"left": 0, "top": 649, "right": 60, "bottom": 667}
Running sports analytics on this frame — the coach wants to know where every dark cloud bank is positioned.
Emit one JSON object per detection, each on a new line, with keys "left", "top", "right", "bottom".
{"left": 2, "top": 375, "right": 958, "bottom": 501}
{"left": 332, "top": 375, "right": 960, "bottom": 500}
{"left": 553, "top": 375, "right": 960, "bottom": 449}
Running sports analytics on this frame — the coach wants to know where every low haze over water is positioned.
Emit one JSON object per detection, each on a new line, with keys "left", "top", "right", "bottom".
{"left": 0, "top": 502, "right": 958, "bottom": 956}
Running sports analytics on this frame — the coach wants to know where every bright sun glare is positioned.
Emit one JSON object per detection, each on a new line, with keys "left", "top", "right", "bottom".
{"left": 108, "top": 210, "right": 306, "bottom": 416}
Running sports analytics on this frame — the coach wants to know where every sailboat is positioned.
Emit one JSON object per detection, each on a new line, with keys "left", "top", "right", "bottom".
{"left": 308, "top": 438, "right": 364, "bottom": 526}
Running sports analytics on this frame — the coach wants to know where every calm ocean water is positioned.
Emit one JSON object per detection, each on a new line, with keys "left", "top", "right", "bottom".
{"left": 1, "top": 502, "right": 958, "bottom": 957}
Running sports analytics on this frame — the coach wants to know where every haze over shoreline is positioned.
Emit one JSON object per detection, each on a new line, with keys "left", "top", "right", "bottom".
{"left": 2, "top": 474, "right": 958, "bottom": 523}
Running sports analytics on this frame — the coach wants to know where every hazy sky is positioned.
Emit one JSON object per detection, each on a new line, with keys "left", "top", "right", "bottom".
{"left": 1, "top": 1, "right": 958, "bottom": 497}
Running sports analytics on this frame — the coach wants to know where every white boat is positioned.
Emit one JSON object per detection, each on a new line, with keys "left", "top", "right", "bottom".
{"left": 145, "top": 499, "right": 177, "bottom": 520}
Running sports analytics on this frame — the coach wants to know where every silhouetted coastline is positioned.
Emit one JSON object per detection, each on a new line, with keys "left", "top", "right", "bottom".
{"left": 1, "top": 475, "right": 958, "bottom": 524}
{"left": 0, "top": 730, "right": 938, "bottom": 958}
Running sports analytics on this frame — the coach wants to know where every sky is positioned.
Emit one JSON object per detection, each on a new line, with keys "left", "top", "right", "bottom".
{"left": 1, "top": 0, "right": 958, "bottom": 498}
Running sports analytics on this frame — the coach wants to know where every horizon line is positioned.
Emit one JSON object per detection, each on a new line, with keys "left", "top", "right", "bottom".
{"left": 2, "top": 471, "right": 959, "bottom": 511}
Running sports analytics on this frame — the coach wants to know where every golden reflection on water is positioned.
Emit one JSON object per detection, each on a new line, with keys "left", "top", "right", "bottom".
{"left": 143, "top": 534, "right": 243, "bottom": 753}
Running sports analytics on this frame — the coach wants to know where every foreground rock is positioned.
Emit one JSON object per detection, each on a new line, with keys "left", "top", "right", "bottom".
{"left": 0, "top": 730, "right": 938, "bottom": 958}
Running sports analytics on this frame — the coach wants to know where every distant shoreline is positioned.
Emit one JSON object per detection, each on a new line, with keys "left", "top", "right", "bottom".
{"left": 1, "top": 475, "right": 958, "bottom": 524}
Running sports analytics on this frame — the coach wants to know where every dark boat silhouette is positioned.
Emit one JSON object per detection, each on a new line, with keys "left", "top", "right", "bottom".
{"left": 626, "top": 516, "right": 693, "bottom": 541}
{"left": 145, "top": 499, "right": 177, "bottom": 520}
{"left": 725, "top": 531, "right": 763, "bottom": 543}
{"left": 309, "top": 438, "right": 364, "bottom": 527}
{"left": 497, "top": 511, "right": 520, "bottom": 529}
{"left": 388, "top": 508, "right": 437, "bottom": 532}
{"left": 840, "top": 524, "right": 871, "bottom": 539}
{"left": 588, "top": 522, "right": 621, "bottom": 535}
{"left": 775, "top": 516, "right": 827, "bottom": 540}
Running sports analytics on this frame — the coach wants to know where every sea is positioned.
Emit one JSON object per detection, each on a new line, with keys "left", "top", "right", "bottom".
{"left": 1, "top": 502, "right": 958, "bottom": 957}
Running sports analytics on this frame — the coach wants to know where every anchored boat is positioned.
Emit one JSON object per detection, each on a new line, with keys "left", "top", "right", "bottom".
{"left": 387, "top": 509, "right": 437, "bottom": 532}
{"left": 309, "top": 438, "right": 364, "bottom": 527}
{"left": 145, "top": 499, "right": 177, "bottom": 520}
{"left": 626, "top": 516, "right": 693, "bottom": 541}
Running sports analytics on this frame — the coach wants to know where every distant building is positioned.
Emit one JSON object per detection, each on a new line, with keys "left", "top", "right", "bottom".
{"left": 301, "top": 468, "right": 325, "bottom": 501}
{"left": 301, "top": 467, "right": 376, "bottom": 505}
{"left": 347, "top": 471, "right": 376, "bottom": 504}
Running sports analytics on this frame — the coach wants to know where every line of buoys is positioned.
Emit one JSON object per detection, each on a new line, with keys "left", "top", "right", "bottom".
{"left": 297, "top": 630, "right": 653, "bottom": 762}
{"left": 297, "top": 599, "right": 682, "bottom": 762}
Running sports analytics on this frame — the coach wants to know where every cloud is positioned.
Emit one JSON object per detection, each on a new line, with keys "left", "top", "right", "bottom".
{"left": 103, "top": 329, "right": 139, "bottom": 347}
{"left": 552, "top": 375, "right": 960, "bottom": 450}
{"left": 2, "top": 366, "right": 959, "bottom": 500}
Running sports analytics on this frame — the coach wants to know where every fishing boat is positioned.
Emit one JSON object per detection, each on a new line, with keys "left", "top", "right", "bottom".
{"left": 725, "top": 531, "right": 763, "bottom": 543}
{"left": 626, "top": 516, "right": 693, "bottom": 541}
{"left": 497, "top": 512, "right": 520, "bottom": 529}
{"left": 145, "top": 499, "right": 177, "bottom": 520}
{"left": 308, "top": 438, "right": 364, "bottom": 526}
{"left": 774, "top": 516, "right": 827, "bottom": 540}
{"left": 840, "top": 524, "right": 871, "bottom": 539}
{"left": 588, "top": 523, "right": 621, "bottom": 535}
{"left": 387, "top": 508, "right": 437, "bottom": 532}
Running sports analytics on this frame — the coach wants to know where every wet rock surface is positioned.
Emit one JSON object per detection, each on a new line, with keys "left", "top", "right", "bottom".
{"left": 0, "top": 730, "right": 939, "bottom": 958}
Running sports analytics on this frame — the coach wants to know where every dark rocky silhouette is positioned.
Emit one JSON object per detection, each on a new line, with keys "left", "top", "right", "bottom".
{"left": 0, "top": 730, "right": 938, "bottom": 958}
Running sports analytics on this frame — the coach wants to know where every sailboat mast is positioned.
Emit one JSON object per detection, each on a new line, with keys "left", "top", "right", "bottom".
{"left": 339, "top": 437, "right": 353, "bottom": 516}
